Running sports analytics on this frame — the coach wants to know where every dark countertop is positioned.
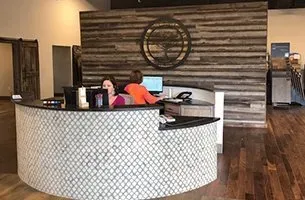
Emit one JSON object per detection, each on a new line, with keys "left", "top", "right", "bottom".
{"left": 159, "top": 116, "right": 220, "bottom": 131}
{"left": 160, "top": 99, "right": 214, "bottom": 106}
{"left": 13, "top": 99, "right": 163, "bottom": 112}
{"left": 13, "top": 100, "right": 219, "bottom": 130}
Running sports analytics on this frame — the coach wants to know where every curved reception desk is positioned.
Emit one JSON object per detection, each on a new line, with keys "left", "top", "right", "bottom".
{"left": 163, "top": 83, "right": 224, "bottom": 153}
{"left": 14, "top": 100, "right": 219, "bottom": 200}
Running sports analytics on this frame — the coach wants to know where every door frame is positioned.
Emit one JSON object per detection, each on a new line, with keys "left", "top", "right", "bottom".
{"left": 0, "top": 37, "right": 40, "bottom": 99}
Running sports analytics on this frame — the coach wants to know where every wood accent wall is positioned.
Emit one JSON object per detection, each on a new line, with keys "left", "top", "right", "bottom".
{"left": 80, "top": 2, "right": 267, "bottom": 127}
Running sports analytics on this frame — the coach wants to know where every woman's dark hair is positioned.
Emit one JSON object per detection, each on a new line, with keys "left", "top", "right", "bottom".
{"left": 129, "top": 70, "right": 143, "bottom": 84}
{"left": 101, "top": 75, "right": 119, "bottom": 96}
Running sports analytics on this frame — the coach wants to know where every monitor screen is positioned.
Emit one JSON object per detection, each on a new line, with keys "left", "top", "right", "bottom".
{"left": 87, "top": 88, "right": 109, "bottom": 107}
{"left": 141, "top": 76, "right": 163, "bottom": 93}
{"left": 63, "top": 87, "right": 109, "bottom": 107}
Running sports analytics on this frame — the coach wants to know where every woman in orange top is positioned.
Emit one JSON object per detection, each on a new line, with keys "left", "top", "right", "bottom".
{"left": 124, "top": 70, "right": 164, "bottom": 104}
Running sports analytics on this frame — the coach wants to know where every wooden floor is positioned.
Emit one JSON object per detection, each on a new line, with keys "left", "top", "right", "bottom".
{"left": 1, "top": 100, "right": 305, "bottom": 200}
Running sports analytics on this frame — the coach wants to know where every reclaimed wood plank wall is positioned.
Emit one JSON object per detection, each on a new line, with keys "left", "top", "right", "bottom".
{"left": 80, "top": 2, "right": 267, "bottom": 127}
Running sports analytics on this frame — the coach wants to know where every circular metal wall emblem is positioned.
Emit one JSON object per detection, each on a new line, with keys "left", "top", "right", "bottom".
{"left": 140, "top": 17, "right": 192, "bottom": 70}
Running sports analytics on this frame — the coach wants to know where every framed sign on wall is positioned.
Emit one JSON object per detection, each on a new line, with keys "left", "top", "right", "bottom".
{"left": 140, "top": 17, "right": 192, "bottom": 70}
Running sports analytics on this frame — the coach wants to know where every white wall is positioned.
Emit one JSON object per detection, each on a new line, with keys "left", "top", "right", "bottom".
{"left": 0, "top": 43, "right": 13, "bottom": 96}
{"left": 0, "top": 0, "right": 108, "bottom": 98}
{"left": 268, "top": 8, "right": 305, "bottom": 66}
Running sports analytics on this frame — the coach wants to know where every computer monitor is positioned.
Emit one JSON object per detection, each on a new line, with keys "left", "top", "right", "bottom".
{"left": 141, "top": 76, "right": 163, "bottom": 94}
{"left": 63, "top": 87, "right": 109, "bottom": 107}
{"left": 63, "top": 86, "right": 77, "bottom": 105}
{"left": 87, "top": 88, "right": 109, "bottom": 107}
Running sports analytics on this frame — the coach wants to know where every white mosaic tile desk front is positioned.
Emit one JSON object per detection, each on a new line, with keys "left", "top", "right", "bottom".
{"left": 15, "top": 104, "right": 217, "bottom": 200}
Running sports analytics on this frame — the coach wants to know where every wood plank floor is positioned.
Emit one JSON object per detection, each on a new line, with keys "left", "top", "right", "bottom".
{"left": 1, "top": 99, "right": 305, "bottom": 200}
{"left": 0, "top": 100, "right": 16, "bottom": 173}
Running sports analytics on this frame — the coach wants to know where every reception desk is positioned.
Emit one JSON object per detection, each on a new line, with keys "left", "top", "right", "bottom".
{"left": 14, "top": 100, "right": 219, "bottom": 200}
{"left": 163, "top": 83, "right": 224, "bottom": 154}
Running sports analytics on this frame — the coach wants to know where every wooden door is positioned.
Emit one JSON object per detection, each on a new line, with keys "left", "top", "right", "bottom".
{"left": 18, "top": 40, "right": 40, "bottom": 99}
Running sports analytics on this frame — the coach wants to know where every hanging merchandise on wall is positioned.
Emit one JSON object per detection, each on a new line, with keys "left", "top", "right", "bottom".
{"left": 290, "top": 53, "right": 301, "bottom": 63}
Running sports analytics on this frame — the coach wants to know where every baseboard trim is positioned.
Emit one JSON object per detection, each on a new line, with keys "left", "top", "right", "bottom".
{"left": 0, "top": 96, "right": 10, "bottom": 100}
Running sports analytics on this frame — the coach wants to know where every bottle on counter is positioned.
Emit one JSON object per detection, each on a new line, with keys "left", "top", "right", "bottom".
{"left": 95, "top": 93, "right": 103, "bottom": 108}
